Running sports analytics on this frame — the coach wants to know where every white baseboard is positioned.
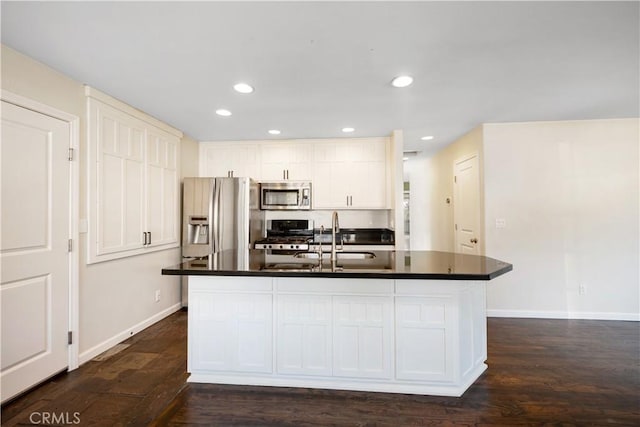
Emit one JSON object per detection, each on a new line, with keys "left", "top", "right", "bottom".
{"left": 487, "top": 309, "right": 640, "bottom": 321}
{"left": 78, "top": 303, "right": 182, "bottom": 365}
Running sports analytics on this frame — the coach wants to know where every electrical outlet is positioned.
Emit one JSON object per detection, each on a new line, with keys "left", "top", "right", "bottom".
{"left": 155, "top": 290, "right": 161, "bottom": 302}
{"left": 578, "top": 284, "right": 586, "bottom": 295}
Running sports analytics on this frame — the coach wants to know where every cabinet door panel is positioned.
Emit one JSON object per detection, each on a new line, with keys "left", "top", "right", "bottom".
{"left": 236, "top": 295, "right": 273, "bottom": 372}
{"left": 96, "top": 104, "right": 145, "bottom": 255}
{"left": 349, "top": 139, "right": 387, "bottom": 209}
{"left": 260, "top": 144, "right": 288, "bottom": 180}
{"left": 333, "top": 296, "right": 392, "bottom": 379}
{"left": 277, "top": 295, "right": 332, "bottom": 376}
{"left": 200, "top": 143, "right": 260, "bottom": 178}
{"left": 287, "top": 143, "right": 313, "bottom": 181}
{"left": 146, "top": 129, "right": 179, "bottom": 247}
{"left": 351, "top": 160, "right": 386, "bottom": 208}
{"left": 190, "top": 292, "right": 272, "bottom": 374}
{"left": 312, "top": 139, "right": 387, "bottom": 209}
{"left": 312, "top": 142, "right": 350, "bottom": 208}
{"left": 202, "top": 145, "right": 231, "bottom": 177}
{"left": 396, "top": 297, "right": 455, "bottom": 382}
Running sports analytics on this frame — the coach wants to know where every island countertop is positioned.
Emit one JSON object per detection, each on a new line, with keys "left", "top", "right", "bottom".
{"left": 162, "top": 249, "right": 512, "bottom": 281}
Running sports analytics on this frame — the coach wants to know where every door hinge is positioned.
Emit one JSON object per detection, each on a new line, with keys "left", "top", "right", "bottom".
{"left": 454, "top": 176, "right": 457, "bottom": 183}
{"left": 68, "top": 331, "right": 73, "bottom": 345}
{"left": 68, "top": 239, "right": 73, "bottom": 252}
{"left": 68, "top": 148, "right": 74, "bottom": 161}
{"left": 455, "top": 224, "right": 458, "bottom": 231}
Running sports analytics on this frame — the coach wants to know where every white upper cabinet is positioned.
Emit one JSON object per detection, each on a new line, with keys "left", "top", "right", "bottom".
{"left": 260, "top": 142, "right": 313, "bottom": 181}
{"left": 86, "top": 87, "right": 181, "bottom": 263}
{"left": 145, "top": 128, "right": 179, "bottom": 247}
{"left": 198, "top": 137, "right": 390, "bottom": 210}
{"left": 200, "top": 142, "right": 260, "bottom": 178}
{"left": 313, "top": 138, "right": 388, "bottom": 209}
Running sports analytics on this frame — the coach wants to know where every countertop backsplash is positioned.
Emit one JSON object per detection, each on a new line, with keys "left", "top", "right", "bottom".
{"left": 263, "top": 209, "right": 392, "bottom": 231}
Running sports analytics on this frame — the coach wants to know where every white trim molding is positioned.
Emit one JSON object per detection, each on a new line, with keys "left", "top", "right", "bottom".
{"left": 487, "top": 309, "right": 640, "bottom": 322}
{"left": 78, "top": 303, "right": 182, "bottom": 365}
{"left": 84, "top": 86, "right": 183, "bottom": 137}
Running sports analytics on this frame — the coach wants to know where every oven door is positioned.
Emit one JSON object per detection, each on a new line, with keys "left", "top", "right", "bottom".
{"left": 260, "top": 182, "right": 311, "bottom": 210}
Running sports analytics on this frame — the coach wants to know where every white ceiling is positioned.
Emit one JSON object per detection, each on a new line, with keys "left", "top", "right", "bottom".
{"left": 1, "top": 1, "right": 638, "bottom": 154}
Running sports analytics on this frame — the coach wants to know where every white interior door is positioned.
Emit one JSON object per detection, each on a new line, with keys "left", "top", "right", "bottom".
{"left": 454, "top": 154, "right": 481, "bottom": 255}
{"left": 1, "top": 101, "right": 71, "bottom": 402}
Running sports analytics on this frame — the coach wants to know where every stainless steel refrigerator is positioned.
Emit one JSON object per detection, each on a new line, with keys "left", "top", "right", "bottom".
{"left": 181, "top": 177, "right": 264, "bottom": 306}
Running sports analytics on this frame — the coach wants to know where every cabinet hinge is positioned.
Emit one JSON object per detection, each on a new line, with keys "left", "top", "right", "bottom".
{"left": 68, "top": 148, "right": 74, "bottom": 161}
{"left": 68, "top": 331, "right": 73, "bottom": 345}
{"left": 68, "top": 239, "right": 73, "bottom": 252}
{"left": 455, "top": 224, "right": 458, "bottom": 231}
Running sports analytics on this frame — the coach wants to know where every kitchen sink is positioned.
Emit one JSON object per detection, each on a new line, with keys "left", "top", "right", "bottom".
{"left": 261, "top": 263, "right": 316, "bottom": 272}
{"left": 294, "top": 251, "right": 376, "bottom": 260}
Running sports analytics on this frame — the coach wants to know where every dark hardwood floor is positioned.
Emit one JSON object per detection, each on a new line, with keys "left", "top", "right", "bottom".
{"left": 2, "top": 311, "right": 638, "bottom": 426}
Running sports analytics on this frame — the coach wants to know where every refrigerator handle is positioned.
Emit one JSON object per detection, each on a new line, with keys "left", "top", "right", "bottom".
{"left": 212, "top": 181, "right": 221, "bottom": 253}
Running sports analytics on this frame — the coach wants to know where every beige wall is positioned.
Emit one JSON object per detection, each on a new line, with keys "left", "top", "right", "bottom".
{"left": 410, "top": 118, "right": 638, "bottom": 320}
{"left": 1, "top": 45, "right": 198, "bottom": 359}
{"left": 483, "top": 119, "right": 639, "bottom": 319}
{"left": 181, "top": 134, "right": 199, "bottom": 178}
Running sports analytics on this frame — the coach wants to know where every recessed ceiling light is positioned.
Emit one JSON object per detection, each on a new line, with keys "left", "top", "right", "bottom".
{"left": 391, "top": 75, "right": 413, "bottom": 88}
{"left": 233, "top": 83, "right": 254, "bottom": 94}
{"left": 215, "top": 109, "right": 232, "bottom": 117}
{"left": 268, "top": 129, "right": 281, "bottom": 135}
{"left": 420, "top": 135, "right": 434, "bottom": 141}
{"left": 342, "top": 127, "right": 355, "bottom": 133}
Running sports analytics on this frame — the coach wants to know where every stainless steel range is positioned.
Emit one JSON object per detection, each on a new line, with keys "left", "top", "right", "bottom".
{"left": 254, "top": 219, "right": 313, "bottom": 251}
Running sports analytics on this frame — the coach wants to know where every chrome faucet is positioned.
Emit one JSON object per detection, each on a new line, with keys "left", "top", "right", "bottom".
{"left": 331, "top": 211, "right": 342, "bottom": 262}
{"left": 317, "top": 225, "right": 324, "bottom": 266}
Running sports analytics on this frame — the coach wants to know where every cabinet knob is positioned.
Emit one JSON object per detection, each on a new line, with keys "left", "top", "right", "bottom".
{"left": 470, "top": 238, "right": 478, "bottom": 244}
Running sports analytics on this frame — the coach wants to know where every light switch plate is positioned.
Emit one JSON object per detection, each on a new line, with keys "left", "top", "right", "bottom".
{"left": 495, "top": 218, "right": 506, "bottom": 229}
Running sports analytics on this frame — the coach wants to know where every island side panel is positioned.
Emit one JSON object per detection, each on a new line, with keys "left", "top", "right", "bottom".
{"left": 188, "top": 276, "right": 274, "bottom": 375}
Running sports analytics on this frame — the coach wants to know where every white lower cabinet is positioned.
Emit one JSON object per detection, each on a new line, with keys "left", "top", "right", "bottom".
{"left": 277, "top": 295, "right": 332, "bottom": 376}
{"left": 190, "top": 290, "right": 272, "bottom": 374}
{"left": 188, "top": 277, "right": 487, "bottom": 397}
{"left": 395, "top": 296, "right": 455, "bottom": 382}
{"left": 332, "top": 296, "right": 393, "bottom": 379}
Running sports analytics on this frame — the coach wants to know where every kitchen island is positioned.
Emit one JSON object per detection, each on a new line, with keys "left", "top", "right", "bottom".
{"left": 162, "top": 250, "right": 512, "bottom": 397}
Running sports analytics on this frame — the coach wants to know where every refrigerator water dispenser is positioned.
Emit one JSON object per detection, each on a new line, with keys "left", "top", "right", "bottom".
{"left": 187, "top": 216, "right": 209, "bottom": 245}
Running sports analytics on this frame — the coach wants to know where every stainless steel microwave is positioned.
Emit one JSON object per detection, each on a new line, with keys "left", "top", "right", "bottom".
{"left": 260, "top": 181, "right": 311, "bottom": 210}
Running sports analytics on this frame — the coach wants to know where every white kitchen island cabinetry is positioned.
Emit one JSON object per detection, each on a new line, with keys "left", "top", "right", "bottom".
{"left": 187, "top": 275, "right": 487, "bottom": 396}
{"left": 86, "top": 87, "right": 181, "bottom": 263}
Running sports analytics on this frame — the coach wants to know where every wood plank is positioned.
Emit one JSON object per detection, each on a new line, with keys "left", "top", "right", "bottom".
{"left": 2, "top": 312, "right": 638, "bottom": 426}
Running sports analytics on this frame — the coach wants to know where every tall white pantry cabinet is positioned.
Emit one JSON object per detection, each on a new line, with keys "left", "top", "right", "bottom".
{"left": 86, "top": 87, "right": 181, "bottom": 263}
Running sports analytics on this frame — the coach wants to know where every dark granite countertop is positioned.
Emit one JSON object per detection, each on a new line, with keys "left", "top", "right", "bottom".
{"left": 162, "top": 250, "right": 512, "bottom": 281}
